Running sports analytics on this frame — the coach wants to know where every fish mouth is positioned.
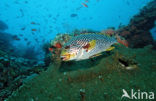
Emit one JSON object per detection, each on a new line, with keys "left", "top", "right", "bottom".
{"left": 60, "top": 55, "right": 70, "bottom": 61}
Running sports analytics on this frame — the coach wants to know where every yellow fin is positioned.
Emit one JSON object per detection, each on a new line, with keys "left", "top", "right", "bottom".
{"left": 88, "top": 40, "right": 96, "bottom": 50}
{"left": 89, "top": 53, "right": 102, "bottom": 58}
{"left": 106, "top": 46, "right": 115, "bottom": 51}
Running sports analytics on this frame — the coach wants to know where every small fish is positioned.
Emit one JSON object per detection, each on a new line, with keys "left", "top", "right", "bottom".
{"left": 24, "top": 38, "right": 28, "bottom": 41}
{"left": 19, "top": 34, "right": 23, "bottom": 36}
{"left": 60, "top": 33, "right": 127, "bottom": 61}
{"left": 35, "top": 38, "right": 39, "bottom": 42}
{"left": 70, "top": 14, "right": 78, "bottom": 17}
{"left": 82, "top": 3, "right": 88, "bottom": 8}
{"left": 25, "top": 1, "right": 28, "bottom": 4}
{"left": 42, "top": 39, "right": 45, "bottom": 42}
{"left": 27, "top": 41, "right": 31, "bottom": 45}
{"left": 12, "top": 35, "right": 20, "bottom": 40}
{"left": 85, "top": 0, "right": 89, "bottom": 3}
{"left": 48, "top": 14, "right": 52, "bottom": 17}
{"left": 20, "top": 9, "right": 24, "bottom": 17}
{"left": 116, "top": 35, "right": 129, "bottom": 47}
{"left": 31, "top": 22, "right": 36, "bottom": 24}
{"left": 32, "top": 32, "right": 35, "bottom": 35}
{"left": 32, "top": 29, "right": 37, "bottom": 31}
{"left": 21, "top": 27, "right": 25, "bottom": 30}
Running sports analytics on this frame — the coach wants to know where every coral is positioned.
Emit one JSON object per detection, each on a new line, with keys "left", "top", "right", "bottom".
{"left": 101, "top": 28, "right": 116, "bottom": 36}
{"left": 117, "top": 0, "right": 156, "bottom": 48}
{"left": 0, "top": 50, "right": 47, "bottom": 100}
{"left": 46, "top": 33, "right": 72, "bottom": 65}
{"left": 5, "top": 45, "right": 156, "bottom": 101}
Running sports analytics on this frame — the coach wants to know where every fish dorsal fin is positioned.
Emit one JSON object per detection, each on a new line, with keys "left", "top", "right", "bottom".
{"left": 106, "top": 46, "right": 115, "bottom": 51}
{"left": 99, "top": 33, "right": 115, "bottom": 38}
{"left": 88, "top": 40, "right": 96, "bottom": 50}
{"left": 89, "top": 53, "right": 102, "bottom": 58}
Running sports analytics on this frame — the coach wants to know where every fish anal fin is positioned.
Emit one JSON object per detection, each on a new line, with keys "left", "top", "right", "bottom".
{"left": 89, "top": 53, "right": 102, "bottom": 58}
{"left": 106, "top": 46, "right": 115, "bottom": 51}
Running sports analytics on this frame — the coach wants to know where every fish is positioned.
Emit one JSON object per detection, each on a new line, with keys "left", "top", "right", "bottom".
{"left": 25, "top": 1, "right": 28, "bottom": 4}
{"left": 60, "top": 33, "right": 119, "bottom": 61}
{"left": 19, "top": 34, "right": 23, "bottom": 36}
{"left": 70, "top": 14, "right": 78, "bottom": 17}
{"left": 31, "top": 22, "right": 36, "bottom": 24}
{"left": 85, "top": 0, "right": 89, "bottom": 3}
{"left": 21, "top": 27, "right": 25, "bottom": 30}
{"left": 12, "top": 35, "right": 20, "bottom": 40}
{"left": 32, "top": 29, "right": 37, "bottom": 31}
{"left": 31, "top": 22, "right": 40, "bottom": 25}
{"left": 19, "top": 9, "right": 24, "bottom": 17}
{"left": 82, "top": 3, "right": 88, "bottom": 8}
{"left": 24, "top": 38, "right": 28, "bottom": 41}
{"left": 27, "top": 41, "right": 31, "bottom": 45}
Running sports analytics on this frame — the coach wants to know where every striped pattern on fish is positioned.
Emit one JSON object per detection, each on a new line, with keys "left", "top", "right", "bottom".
{"left": 61, "top": 33, "right": 117, "bottom": 61}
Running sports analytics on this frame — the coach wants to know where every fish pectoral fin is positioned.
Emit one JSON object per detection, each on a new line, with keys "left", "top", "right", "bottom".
{"left": 106, "top": 46, "right": 115, "bottom": 51}
{"left": 88, "top": 40, "right": 96, "bottom": 50}
{"left": 89, "top": 53, "right": 102, "bottom": 58}
{"left": 82, "top": 40, "right": 96, "bottom": 52}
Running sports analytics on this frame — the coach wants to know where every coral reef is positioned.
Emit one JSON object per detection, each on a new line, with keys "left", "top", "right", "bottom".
{"left": 0, "top": 32, "right": 14, "bottom": 53}
{"left": 6, "top": 45, "right": 156, "bottom": 101}
{"left": 117, "top": 0, "right": 156, "bottom": 48}
{"left": 0, "top": 50, "right": 46, "bottom": 100}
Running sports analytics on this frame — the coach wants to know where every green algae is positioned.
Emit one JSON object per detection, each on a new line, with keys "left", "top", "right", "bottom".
{"left": 6, "top": 45, "right": 156, "bottom": 101}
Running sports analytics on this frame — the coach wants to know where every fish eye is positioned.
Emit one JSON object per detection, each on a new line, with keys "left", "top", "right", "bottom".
{"left": 65, "top": 46, "right": 70, "bottom": 49}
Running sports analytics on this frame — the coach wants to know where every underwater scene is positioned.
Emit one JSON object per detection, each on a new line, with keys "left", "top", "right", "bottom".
{"left": 0, "top": 0, "right": 156, "bottom": 101}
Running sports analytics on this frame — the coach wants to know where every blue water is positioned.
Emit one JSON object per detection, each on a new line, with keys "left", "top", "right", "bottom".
{"left": 0, "top": 0, "right": 154, "bottom": 59}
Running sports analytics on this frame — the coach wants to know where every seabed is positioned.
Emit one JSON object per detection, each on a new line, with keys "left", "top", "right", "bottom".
{"left": 6, "top": 45, "right": 156, "bottom": 101}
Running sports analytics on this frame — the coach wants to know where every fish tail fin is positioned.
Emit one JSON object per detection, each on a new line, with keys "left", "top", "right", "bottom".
{"left": 116, "top": 35, "right": 129, "bottom": 47}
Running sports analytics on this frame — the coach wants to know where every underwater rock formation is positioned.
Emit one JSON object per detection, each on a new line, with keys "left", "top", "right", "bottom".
{"left": 6, "top": 45, "right": 156, "bottom": 101}
{"left": 22, "top": 46, "right": 40, "bottom": 60}
{"left": 45, "top": 34, "right": 72, "bottom": 65}
{"left": 117, "top": 0, "right": 156, "bottom": 48}
{"left": 0, "top": 50, "right": 46, "bottom": 100}
{"left": 0, "top": 32, "right": 14, "bottom": 53}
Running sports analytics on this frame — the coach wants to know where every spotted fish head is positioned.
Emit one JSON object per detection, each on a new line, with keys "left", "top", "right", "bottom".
{"left": 60, "top": 46, "right": 79, "bottom": 61}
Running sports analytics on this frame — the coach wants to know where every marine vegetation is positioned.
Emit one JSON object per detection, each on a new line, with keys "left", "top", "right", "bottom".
{"left": 6, "top": 45, "right": 156, "bottom": 101}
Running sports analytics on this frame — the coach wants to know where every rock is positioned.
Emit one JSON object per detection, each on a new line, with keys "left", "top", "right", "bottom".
{"left": 117, "top": 0, "right": 156, "bottom": 48}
